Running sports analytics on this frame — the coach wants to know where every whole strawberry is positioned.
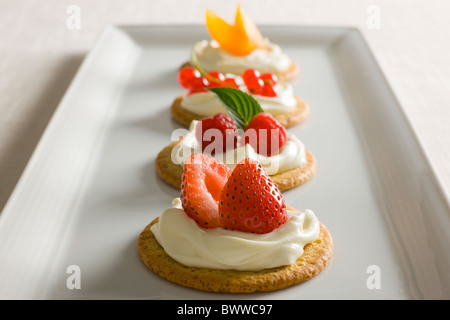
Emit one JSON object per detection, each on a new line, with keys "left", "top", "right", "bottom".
{"left": 218, "top": 158, "right": 288, "bottom": 234}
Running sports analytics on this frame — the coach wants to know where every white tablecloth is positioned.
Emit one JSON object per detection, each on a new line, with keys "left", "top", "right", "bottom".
{"left": 1, "top": 0, "right": 449, "bottom": 210}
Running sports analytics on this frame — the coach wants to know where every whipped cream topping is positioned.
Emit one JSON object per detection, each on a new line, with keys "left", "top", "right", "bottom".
{"left": 150, "top": 198, "right": 320, "bottom": 271}
{"left": 171, "top": 120, "right": 307, "bottom": 175}
{"left": 192, "top": 39, "right": 292, "bottom": 75}
{"left": 180, "top": 75, "right": 298, "bottom": 117}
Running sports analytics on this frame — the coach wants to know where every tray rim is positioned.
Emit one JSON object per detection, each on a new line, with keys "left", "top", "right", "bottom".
{"left": 0, "top": 24, "right": 141, "bottom": 299}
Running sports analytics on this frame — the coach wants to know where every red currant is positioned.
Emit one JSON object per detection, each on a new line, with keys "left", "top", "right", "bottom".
{"left": 206, "top": 71, "right": 225, "bottom": 88}
{"left": 242, "top": 69, "right": 277, "bottom": 96}
{"left": 222, "top": 77, "right": 239, "bottom": 89}
{"left": 260, "top": 83, "right": 277, "bottom": 97}
{"left": 242, "top": 69, "right": 260, "bottom": 84}
{"left": 260, "top": 73, "right": 278, "bottom": 86}
{"left": 178, "top": 67, "right": 201, "bottom": 89}
{"left": 245, "top": 77, "right": 264, "bottom": 94}
{"left": 188, "top": 76, "right": 209, "bottom": 94}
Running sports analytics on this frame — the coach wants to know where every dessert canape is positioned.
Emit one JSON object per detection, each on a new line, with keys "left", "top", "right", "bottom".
{"left": 171, "top": 66, "right": 309, "bottom": 128}
{"left": 182, "top": 5, "right": 299, "bottom": 82}
{"left": 139, "top": 154, "right": 333, "bottom": 293}
{"left": 158, "top": 88, "right": 316, "bottom": 192}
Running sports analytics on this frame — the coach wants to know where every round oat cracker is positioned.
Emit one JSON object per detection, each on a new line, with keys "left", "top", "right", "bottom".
{"left": 137, "top": 207, "right": 333, "bottom": 293}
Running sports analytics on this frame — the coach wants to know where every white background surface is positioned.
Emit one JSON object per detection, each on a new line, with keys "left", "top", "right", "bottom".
{"left": 1, "top": 0, "right": 449, "bottom": 212}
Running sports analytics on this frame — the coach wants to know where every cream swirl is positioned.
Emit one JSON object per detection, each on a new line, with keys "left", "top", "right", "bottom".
{"left": 171, "top": 120, "right": 307, "bottom": 175}
{"left": 150, "top": 198, "right": 320, "bottom": 271}
{"left": 192, "top": 39, "right": 292, "bottom": 75}
{"left": 180, "top": 75, "right": 298, "bottom": 117}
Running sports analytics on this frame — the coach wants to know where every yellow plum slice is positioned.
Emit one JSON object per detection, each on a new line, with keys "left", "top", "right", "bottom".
{"left": 205, "top": 5, "right": 265, "bottom": 56}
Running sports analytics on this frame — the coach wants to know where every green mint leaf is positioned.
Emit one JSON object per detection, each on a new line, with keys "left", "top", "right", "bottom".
{"left": 206, "top": 87, "right": 264, "bottom": 130}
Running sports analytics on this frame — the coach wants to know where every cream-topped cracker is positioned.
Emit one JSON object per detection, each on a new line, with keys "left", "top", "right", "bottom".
{"left": 172, "top": 120, "right": 307, "bottom": 176}
{"left": 172, "top": 69, "right": 309, "bottom": 129}
{"left": 191, "top": 39, "right": 298, "bottom": 80}
{"left": 181, "top": 74, "right": 298, "bottom": 116}
{"left": 184, "top": 5, "right": 300, "bottom": 82}
{"left": 140, "top": 154, "right": 332, "bottom": 293}
{"left": 151, "top": 198, "right": 320, "bottom": 271}
{"left": 164, "top": 88, "right": 316, "bottom": 191}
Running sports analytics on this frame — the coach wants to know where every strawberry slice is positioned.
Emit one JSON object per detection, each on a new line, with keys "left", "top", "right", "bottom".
{"left": 219, "top": 158, "right": 288, "bottom": 234}
{"left": 180, "top": 153, "right": 232, "bottom": 228}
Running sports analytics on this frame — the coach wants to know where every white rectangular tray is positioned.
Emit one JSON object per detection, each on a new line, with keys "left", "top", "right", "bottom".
{"left": 1, "top": 25, "right": 449, "bottom": 300}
